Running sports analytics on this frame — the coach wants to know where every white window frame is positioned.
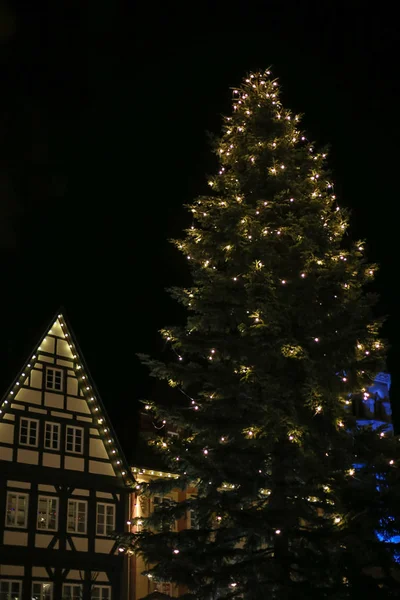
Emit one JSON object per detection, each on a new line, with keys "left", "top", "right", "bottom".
{"left": 67, "top": 498, "right": 88, "bottom": 534}
{"left": 44, "top": 422, "right": 60, "bottom": 451}
{"left": 45, "top": 367, "right": 63, "bottom": 391}
{"left": 19, "top": 417, "right": 39, "bottom": 447}
{"left": 96, "top": 502, "right": 116, "bottom": 536}
{"left": 0, "top": 579, "right": 22, "bottom": 600}
{"left": 32, "top": 582, "right": 53, "bottom": 600}
{"left": 93, "top": 585, "right": 111, "bottom": 600}
{"left": 37, "top": 495, "right": 59, "bottom": 531}
{"left": 65, "top": 425, "right": 84, "bottom": 454}
{"left": 61, "top": 584, "right": 82, "bottom": 600}
{"left": 5, "top": 491, "right": 29, "bottom": 528}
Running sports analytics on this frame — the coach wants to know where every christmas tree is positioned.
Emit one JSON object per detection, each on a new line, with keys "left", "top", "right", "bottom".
{"left": 121, "top": 69, "right": 400, "bottom": 598}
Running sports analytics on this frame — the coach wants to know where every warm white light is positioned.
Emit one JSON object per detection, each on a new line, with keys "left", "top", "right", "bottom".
{"left": 275, "top": 529, "right": 281, "bottom": 535}
{"left": 314, "top": 337, "right": 319, "bottom": 342}
{"left": 173, "top": 549, "right": 180, "bottom": 554}
{"left": 390, "top": 460, "right": 394, "bottom": 465}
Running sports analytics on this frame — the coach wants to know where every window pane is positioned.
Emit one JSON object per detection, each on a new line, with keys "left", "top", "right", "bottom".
{"left": 6, "top": 493, "right": 16, "bottom": 526}
{"left": 54, "top": 371, "right": 62, "bottom": 390}
{"left": 67, "top": 500, "right": 76, "bottom": 531}
{"left": 44, "top": 423, "right": 59, "bottom": 450}
{"left": 62, "top": 584, "right": 81, "bottom": 599}
{"left": 77, "top": 502, "right": 86, "bottom": 533}
{"left": 6, "top": 493, "right": 27, "bottom": 528}
{"left": 93, "top": 587, "right": 111, "bottom": 600}
{"left": 20, "top": 418, "right": 38, "bottom": 446}
{"left": 29, "top": 421, "right": 37, "bottom": 445}
{"left": 37, "top": 497, "right": 57, "bottom": 530}
{"left": 32, "top": 583, "right": 53, "bottom": 600}
{"left": 97, "top": 503, "right": 115, "bottom": 535}
{"left": 0, "top": 580, "right": 22, "bottom": 600}
{"left": 67, "top": 500, "right": 87, "bottom": 533}
{"left": 17, "top": 495, "right": 27, "bottom": 526}
{"left": 48, "top": 498, "right": 57, "bottom": 529}
{"left": 46, "top": 368, "right": 63, "bottom": 391}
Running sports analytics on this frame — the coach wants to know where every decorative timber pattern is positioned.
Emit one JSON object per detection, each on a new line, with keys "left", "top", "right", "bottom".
{"left": 0, "top": 312, "right": 133, "bottom": 600}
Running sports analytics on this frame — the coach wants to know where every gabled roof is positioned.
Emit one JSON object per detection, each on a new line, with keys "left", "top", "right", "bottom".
{"left": 0, "top": 309, "right": 134, "bottom": 487}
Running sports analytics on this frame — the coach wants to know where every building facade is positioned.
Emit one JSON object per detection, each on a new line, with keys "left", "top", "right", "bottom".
{"left": 126, "top": 467, "right": 196, "bottom": 599}
{"left": 0, "top": 313, "right": 132, "bottom": 600}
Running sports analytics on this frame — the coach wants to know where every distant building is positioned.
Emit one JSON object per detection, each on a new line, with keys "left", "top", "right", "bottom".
{"left": 353, "top": 372, "right": 392, "bottom": 433}
{"left": 0, "top": 313, "right": 133, "bottom": 600}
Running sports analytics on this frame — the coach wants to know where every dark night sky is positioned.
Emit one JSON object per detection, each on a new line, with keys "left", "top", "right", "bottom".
{"left": 0, "top": 2, "right": 398, "bottom": 459}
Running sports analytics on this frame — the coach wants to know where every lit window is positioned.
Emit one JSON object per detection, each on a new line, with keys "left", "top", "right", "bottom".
{"left": 6, "top": 492, "right": 28, "bottom": 528}
{"left": 19, "top": 417, "right": 39, "bottom": 447}
{"left": 62, "top": 584, "right": 81, "bottom": 600}
{"left": 44, "top": 422, "right": 60, "bottom": 451}
{"left": 93, "top": 585, "right": 111, "bottom": 600}
{"left": 96, "top": 503, "right": 115, "bottom": 536}
{"left": 0, "top": 580, "right": 22, "bottom": 600}
{"left": 67, "top": 499, "right": 87, "bottom": 534}
{"left": 32, "top": 582, "right": 53, "bottom": 600}
{"left": 65, "top": 426, "right": 84, "bottom": 454}
{"left": 46, "top": 367, "right": 63, "bottom": 391}
{"left": 37, "top": 496, "right": 58, "bottom": 531}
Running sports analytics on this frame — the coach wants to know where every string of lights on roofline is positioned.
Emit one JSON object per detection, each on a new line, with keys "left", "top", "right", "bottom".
{"left": 0, "top": 314, "right": 133, "bottom": 486}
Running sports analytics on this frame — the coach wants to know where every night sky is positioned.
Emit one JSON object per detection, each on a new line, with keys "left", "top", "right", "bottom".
{"left": 0, "top": 3, "right": 398, "bottom": 459}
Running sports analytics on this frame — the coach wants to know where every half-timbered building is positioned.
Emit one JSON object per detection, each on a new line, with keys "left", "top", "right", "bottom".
{"left": 0, "top": 312, "right": 133, "bottom": 600}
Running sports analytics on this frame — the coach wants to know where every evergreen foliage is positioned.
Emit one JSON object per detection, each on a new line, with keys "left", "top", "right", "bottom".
{"left": 120, "top": 69, "right": 400, "bottom": 599}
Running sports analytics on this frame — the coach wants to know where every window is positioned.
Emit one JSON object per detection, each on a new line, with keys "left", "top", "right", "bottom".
{"left": 93, "top": 586, "right": 111, "bottom": 600}
{"left": 0, "top": 580, "right": 22, "bottom": 600}
{"left": 37, "top": 496, "right": 58, "bottom": 531}
{"left": 19, "top": 417, "right": 39, "bottom": 446}
{"left": 62, "top": 584, "right": 81, "bottom": 600}
{"left": 6, "top": 492, "right": 28, "bottom": 528}
{"left": 152, "top": 496, "right": 177, "bottom": 531}
{"left": 187, "top": 508, "right": 199, "bottom": 530}
{"left": 67, "top": 499, "right": 87, "bottom": 534}
{"left": 65, "top": 426, "right": 83, "bottom": 454}
{"left": 32, "top": 583, "right": 53, "bottom": 600}
{"left": 96, "top": 502, "right": 115, "bottom": 536}
{"left": 46, "top": 367, "right": 63, "bottom": 391}
{"left": 44, "top": 422, "right": 60, "bottom": 450}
